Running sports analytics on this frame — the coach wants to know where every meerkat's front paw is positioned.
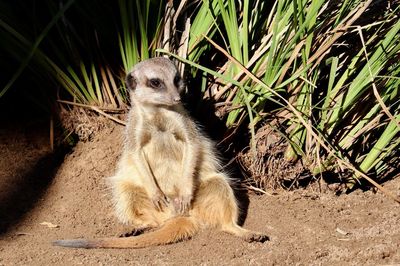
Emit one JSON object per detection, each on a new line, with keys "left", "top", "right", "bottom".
{"left": 173, "top": 194, "right": 192, "bottom": 214}
{"left": 151, "top": 190, "right": 170, "bottom": 211}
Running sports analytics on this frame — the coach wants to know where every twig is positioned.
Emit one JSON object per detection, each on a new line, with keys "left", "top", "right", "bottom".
{"left": 57, "top": 100, "right": 127, "bottom": 126}
{"left": 245, "top": 184, "right": 271, "bottom": 196}
{"left": 57, "top": 100, "right": 125, "bottom": 112}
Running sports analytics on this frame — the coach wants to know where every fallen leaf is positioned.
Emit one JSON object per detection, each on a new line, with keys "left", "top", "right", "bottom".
{"left": 15, "top": 232, "right": 34, "bottom": 236}
{"left": 336, "top": 227, "right": 349, "bottom": 236}
{"left": 40, "top": 222, "right": 59, "bottom": 228}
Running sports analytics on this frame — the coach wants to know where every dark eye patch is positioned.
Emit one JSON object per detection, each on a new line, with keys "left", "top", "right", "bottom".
{"left": 147, "top": 78, "right": 163, "bottom": 89}
{"left": 126, "top": 73, "right": 137, "bottom": 90}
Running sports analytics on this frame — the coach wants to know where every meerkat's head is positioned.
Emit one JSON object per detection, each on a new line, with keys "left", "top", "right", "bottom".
{"left": 126, "top": 57, "right": 185, "bottom": 107}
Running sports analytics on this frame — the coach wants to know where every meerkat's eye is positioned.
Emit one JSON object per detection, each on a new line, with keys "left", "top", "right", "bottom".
{"left": 174, "top": 75, "right": 181, "bottom": 87}
{"left": 148, "top": 78, "right": 162, "bottom": 89}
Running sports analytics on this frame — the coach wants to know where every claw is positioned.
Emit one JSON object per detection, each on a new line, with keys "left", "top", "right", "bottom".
{"left": 151, "top": 190, "right": 169, "bottom": 211}
{"left": 173, "top": 195, "right": 192, "bottom": 214}
{"left": 118, "top": 228, "right": 147, "bottom": 237}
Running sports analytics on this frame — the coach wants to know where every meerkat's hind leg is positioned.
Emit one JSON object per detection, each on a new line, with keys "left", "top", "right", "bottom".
{"left": 111, "top": 177, "right": 167, "bottom": 228}
{"left": 191, "top": 175, "right": 269, "bottom": 243}
{"left": 221, "top": 223, "right": 270, "bottom": 243}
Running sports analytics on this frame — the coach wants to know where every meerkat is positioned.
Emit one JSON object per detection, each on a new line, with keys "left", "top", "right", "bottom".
{"left": 53, "top": 57, "right": 269, "bottom": 249}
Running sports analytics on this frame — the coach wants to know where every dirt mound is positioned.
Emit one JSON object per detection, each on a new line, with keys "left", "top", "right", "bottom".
{"left": 0, "top": 122, "right": 399, "bottom": 265}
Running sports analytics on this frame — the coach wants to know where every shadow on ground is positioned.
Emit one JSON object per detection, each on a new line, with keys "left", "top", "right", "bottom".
{"left": 0, "top": 148, "right": 68, "bottom": 235}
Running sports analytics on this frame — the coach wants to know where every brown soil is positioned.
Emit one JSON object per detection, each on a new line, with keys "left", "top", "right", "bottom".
{"left": 0, "top": 121, "right": 399, "bottom": 265}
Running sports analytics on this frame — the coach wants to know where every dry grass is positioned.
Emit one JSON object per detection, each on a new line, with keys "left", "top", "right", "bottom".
{"left": 238, "top": 125, "right": 306, "bottom": 191}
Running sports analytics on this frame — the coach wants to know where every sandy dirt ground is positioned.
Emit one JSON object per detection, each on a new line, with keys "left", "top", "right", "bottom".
{"left": 0, "top": 122, "right": 399, "bottom": 265}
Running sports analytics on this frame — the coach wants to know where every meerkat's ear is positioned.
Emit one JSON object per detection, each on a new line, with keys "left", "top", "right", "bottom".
{"left": 126, "top": 72, "right": 137, "bottom": 90}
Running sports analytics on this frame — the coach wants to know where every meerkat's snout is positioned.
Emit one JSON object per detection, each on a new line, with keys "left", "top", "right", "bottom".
{"left": 172, "top": 93, "right": 181, "bottom": 104}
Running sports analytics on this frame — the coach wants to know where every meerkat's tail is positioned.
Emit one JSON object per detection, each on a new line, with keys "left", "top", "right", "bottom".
{"left": 52, "top": 216, "right": 199, "bottom": 249}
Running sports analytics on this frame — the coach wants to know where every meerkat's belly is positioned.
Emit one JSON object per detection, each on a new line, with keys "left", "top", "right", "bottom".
{"left": 142, "top": 129, "right": 185, "bottom": 194}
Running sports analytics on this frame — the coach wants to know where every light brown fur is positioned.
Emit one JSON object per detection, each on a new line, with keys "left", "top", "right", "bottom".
{"left": 53, "top": 57, "right": 268, "bottom": 249}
